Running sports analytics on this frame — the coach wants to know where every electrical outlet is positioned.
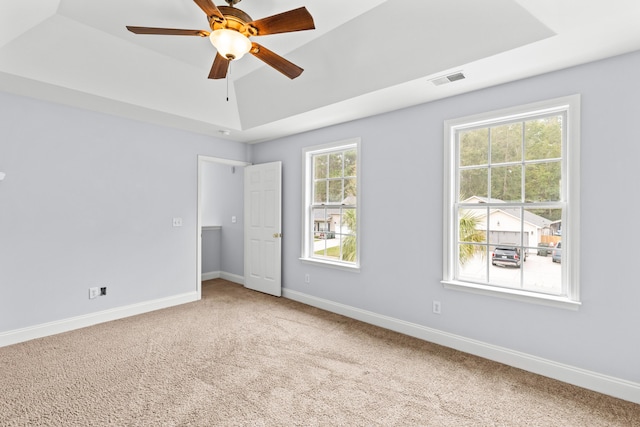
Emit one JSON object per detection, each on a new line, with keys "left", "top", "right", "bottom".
{"left": 304, "top": 274, "right": 310, "bottom": 284}
{"left": 433, "top": 300, "right": 442, "bottom": 314}
{"left": 172, "top": 217, "right": 183, "bottom": 227}
{"left": 89, "top": 287, "right": 100, "bottom": 299}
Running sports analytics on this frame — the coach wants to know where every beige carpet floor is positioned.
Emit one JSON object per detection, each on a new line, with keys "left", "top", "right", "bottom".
{"left": 1, "top": 279, "right": 638, "bottom": 426}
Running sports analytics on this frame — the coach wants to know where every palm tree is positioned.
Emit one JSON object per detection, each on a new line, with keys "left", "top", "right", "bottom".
{"left": 459, "top": 210, "right": 486, "bottom": 265}
{"left": 341, "top": 209, "right": 357, "bottom": 262}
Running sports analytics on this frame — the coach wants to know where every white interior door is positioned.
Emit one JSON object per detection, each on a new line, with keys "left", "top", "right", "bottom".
{"left": 244, "top": 162, "right": 282, "bottom": 296}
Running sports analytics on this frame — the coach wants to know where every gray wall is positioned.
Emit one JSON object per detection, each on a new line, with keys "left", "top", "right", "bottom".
{"left": 201, "top": 228, "right": 221, "bottom": 274}
{"left": 200, "top": 161, "right": 244, "bottom": 276}
{"left": 251, "top": 50, "right": 640, "bottom": 383}
{"left": 2, "top": 48, "right": 639, "bottom": 388}
{"left": 0, "top": 92, "right": 248, "bottom": 332}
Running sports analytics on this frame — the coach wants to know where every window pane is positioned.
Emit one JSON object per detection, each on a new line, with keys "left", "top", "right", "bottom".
{"left": 525, "top": 115, "right": 562, "bottom": 161}
{"left": 340, "top": 208, "right": 357, "bottom": 262}
{"left": 489, "top": 267, "right": 522, "bottom": 289}
{"left": 312, "top": 207, "right": 328, "bottom": 237}
{"left": 329, "top": 152, "right": 343, "bottom": 178}
{"left": 525, "top": 162, "right": 561, "bottom": 202}
{"left": 521, "top": 255, "right": 562, "bottom": 295}
{"left": 460, "top": 168, "right": 488, "bottom": 201}
{"left": 460, "top": 128, "right": 489, "bottom": 167}
{"left": 491, "top": 123, "right": 522, "bottom": 164}
{"left": 488, "top": 208, "right": 527, "bottom": 246}
{"left": 314, "top": 154, "right": 327, "bottom": 179}
{"left": 458, "top": 243, "right": 487, "bottom": 283}
{"left": 520, "top": 207, "right": 563, "bottom": 295}
{"left": 491, "top": 165, "right": 522, "bottom": 202}
{"left": 315, "top": 233, "right": 340, "bottom": 260}
{"left": 525, "top": 207, "right": 562, "bottom": 235}
{"left": 341, "top": 208, "right": 357, "bottom": 235}
{"left": 458, "top": 208, "right": 487, "bottom": 244}
{"left": 489, "top": 243, "right": 523, "bottom": 289}
{"left": 328, "top": 180, "right": 343, "bottom": 203}
{"left": 341, "top": 234, "right": 356, "bottom": 262}
{"left": 344, "top": 149, "right": 357, "bottom": 177}
{"left": 488, "top": 212, "right": 499, "bottom": 246}
{"left": 314, "top": 181, "right": 327, "bottom": 204}
{"left": 344, "top": 178, "right": 357, "bottom": 201}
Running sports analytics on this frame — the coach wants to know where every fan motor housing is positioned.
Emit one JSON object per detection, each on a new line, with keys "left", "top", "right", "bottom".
{"left": 210, "top": 6, "right": 257, "bottom": 37}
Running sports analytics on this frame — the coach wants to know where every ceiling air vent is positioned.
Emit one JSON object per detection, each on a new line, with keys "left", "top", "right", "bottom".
{"left": 430, "top": 72, "right": 465, "bottom": 86}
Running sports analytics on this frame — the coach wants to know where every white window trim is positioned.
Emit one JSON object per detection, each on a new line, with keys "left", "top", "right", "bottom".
{"left": 442, "top": 95, "right": 581, "bottom": 310}
{"left": 300, "top": 138, "right": 361, "bottom": 271}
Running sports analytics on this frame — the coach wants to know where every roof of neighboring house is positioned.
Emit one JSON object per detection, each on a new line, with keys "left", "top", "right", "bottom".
{"left": 313, "top": 196, "right": 356, "bottom": 221}
{"left": 462, "top": 196, "right": 555, "bottom": 229}
{"left": 314, "top": 208, "right": 342, "bottom": 221}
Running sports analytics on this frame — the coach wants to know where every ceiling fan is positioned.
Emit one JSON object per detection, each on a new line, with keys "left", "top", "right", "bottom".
{"left": 127, "top": 0, "right": 315, "bottom": 79}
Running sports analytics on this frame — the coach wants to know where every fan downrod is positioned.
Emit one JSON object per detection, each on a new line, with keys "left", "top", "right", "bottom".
{"left": 224, "top": 0, "right": 241, "bottom": 6}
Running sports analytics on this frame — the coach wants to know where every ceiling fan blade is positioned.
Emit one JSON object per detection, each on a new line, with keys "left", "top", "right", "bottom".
{"left": 193, "top": 0, "right": 225, "bottom": 22}
{"left": 248, "top": 7, "right": 315, "bottom": 36}
{"left": 250, "top": 42, "right": 303, "bottom": 79}
{"left": 127, "top": 26, "right": 209, "bottom": 37}
{"left": 209, "top": 53, "right": 230, "bottom": 79}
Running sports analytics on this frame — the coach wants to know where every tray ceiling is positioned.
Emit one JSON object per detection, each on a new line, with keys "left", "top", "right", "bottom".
{"left": 1, "top": 0, "right": 640, "bottom": 143}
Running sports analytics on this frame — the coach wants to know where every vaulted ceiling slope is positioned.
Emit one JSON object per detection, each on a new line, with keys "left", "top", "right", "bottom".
{"left": 1, "top": 0, "right": 640, "bottom": 143}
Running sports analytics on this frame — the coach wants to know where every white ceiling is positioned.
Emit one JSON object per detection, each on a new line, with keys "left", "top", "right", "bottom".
{"left": 1, "top": 0, "right": 640, "bottom": 143}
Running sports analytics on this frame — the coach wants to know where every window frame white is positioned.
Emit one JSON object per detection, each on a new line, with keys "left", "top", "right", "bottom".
{"left": 300, "top": 138, "right": 361, "bottom": 271}
{"left": 442, "top": 95, "right": 581, "bottom": 310}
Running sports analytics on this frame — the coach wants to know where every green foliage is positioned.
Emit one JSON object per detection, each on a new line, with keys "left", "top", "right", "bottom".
{"left": 459, "top": 115, "right": 563, "bottom": 221}
{"left": 341, "top": 209, "right": 357, "bottom": 262}
{"left": 313, "top": 148, "right": 357, "bottom": 204}
{"left": 459, "top": 210, "right": 486, "bottom": 265}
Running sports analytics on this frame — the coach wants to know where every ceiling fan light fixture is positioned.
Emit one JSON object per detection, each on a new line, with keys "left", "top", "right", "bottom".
{"left": 209, "top": 29, "right": 251, "bottom": 60}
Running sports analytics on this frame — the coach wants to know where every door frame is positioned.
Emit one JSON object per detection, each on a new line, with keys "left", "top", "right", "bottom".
{"left": 196, "top": 155, "right": 250, "bottom": 297}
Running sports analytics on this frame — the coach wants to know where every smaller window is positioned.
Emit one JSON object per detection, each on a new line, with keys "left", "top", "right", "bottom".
{"left": 301, "top": 138, "right": 360, "bottom": 270}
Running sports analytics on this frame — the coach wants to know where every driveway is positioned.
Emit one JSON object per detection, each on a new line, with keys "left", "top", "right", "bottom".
{"left": 459, "top": 250, "right": 562, "bottom": 294}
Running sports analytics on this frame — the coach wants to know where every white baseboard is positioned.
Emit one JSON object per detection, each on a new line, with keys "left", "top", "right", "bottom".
{"left": 201, "top": 271, "right": 221, "bottom": 281}
{"left": 202, "top": 271, "right": 244, "bottom": 285}
{"left": 0, "top": 291, "right": 200, "bottom": 348}
{"left": 283, "top": 288, "right": 640, "bottom": 405}
{"left": 221, "top": 272, "right": 244, "bottom": 285}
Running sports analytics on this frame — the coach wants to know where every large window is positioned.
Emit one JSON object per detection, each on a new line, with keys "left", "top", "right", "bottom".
{"left": 301, "top": 139, "right": 360, "bottom": 269}
{"left": 443, "top": 96, "right": 580, "bottom": 309}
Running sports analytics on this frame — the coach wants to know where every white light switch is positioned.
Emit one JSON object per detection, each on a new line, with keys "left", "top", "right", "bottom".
{"left": 231, "top": 216, "right": 237, "bottom": 223}
{"left": 172, "top": 217, "right": 183, "bottom": 227}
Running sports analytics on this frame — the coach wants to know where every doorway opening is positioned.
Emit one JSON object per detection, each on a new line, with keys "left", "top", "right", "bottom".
{"left": 196, "top": 155, "right": 250, "bottom": 296}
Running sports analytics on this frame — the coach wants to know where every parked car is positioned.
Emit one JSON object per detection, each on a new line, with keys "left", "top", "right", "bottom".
{"left": 492, "top": 246, "right": 526, "bottom": 268}
{"left": 537, "top": 242, "right": 553, "bottom": 256}
{"left": 552, "top": 241, "right": 562, "bottom": 263}
{"left": 314, "top": 231, "right": 335, "bottom": 239}
{"left": 536, "top": 242, "right": 553, "bottom": 256}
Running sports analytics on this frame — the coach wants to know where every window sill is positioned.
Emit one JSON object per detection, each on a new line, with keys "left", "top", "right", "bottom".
{"left": 300, "top": 257, "right": 360, "bottom": 273}
{"left": 441, "top": 280, "right": 581, "bottom": 311}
